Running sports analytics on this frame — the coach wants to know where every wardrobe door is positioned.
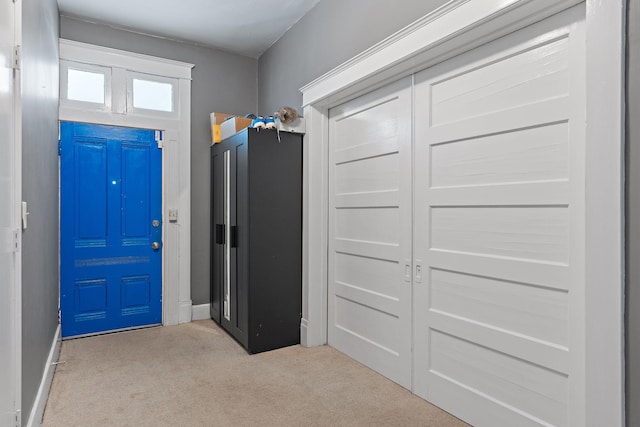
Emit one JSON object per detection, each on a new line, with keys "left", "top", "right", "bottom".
{"left": 327, "top": 78, "right": 413, "bottom": 388}
{"left": 413, "top": 6, "right": 585, "bottom": 426}
{"left": 217, "top": 142, "right": 245, "bottom": 346}
{"left": 210, "top": 148, "right": 223, "bottom": 323}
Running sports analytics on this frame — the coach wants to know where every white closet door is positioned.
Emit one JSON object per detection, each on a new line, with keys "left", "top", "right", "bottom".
{"left": 328, "top": 78, "right": 412, "bottom": 388}
{"left": 413, "top": 6, "right": 585, "bottom": 427}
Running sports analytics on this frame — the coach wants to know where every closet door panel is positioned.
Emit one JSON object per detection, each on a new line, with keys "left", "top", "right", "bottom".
{"left": 430, "top": 122, "right": 569, "bottom": 188}
{"left": 413, "top": 6, "right": 585, "bottom": 427}
{"left": 328, "top": 78, "right": 413, "bottom": 389}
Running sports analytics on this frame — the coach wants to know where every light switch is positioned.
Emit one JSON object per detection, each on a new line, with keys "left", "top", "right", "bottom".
{"left": 169, "top": 209, "right": 178, "bottom": 222}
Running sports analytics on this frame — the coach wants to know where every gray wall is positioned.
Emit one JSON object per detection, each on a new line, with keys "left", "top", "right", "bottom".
{"left": 21, "top": 0, "right": 60, "bottom": 423}
{"left": 258, "top": 0, "right": 448, "bottom": 115}
{"left": 60, "top": 16, "right": 259, "bottom": 305}
{"left": 627, "top": 0, "right": 639, "bottom": 424}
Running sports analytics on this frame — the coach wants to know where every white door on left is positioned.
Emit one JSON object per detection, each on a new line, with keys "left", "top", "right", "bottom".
{"left": 0, "top": 0, "right": 19, "bottom": 424}
{"left": 327, "top": 78, "right": 413, "bottom": 388}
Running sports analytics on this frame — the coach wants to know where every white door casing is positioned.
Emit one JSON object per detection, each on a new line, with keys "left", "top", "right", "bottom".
{"left": 328, "top": 78, "right": 412, "bottom": 388}
{"left": 300, "top": 0, "right": 624, "bottom": 425}
{"left": 59, "top": 40, "right": 194, "bottom": 325}
{"left": 0, "top": 0, "right": 21, "bottom": 424}
{"left": 413, "top": 6, "right": 585, "bottom": 426}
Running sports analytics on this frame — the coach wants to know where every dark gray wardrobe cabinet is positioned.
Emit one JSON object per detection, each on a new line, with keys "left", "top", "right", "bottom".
{"left": 210, "top": 128, "right": 303, "bottom": 354}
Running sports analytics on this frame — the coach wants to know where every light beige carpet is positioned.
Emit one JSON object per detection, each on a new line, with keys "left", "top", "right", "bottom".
{"left": 43, "top": 320, "right": 468, "bottom": 427}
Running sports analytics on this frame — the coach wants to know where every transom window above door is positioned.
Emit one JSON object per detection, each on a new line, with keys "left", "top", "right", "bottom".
{"left": 128, "top": 72, "right": 177, "bottom": 115}
{"left": 60, "top": 60, "right": 178, "bottom": 119}
{"left": 60, "top": 60, "right": 111, "bottom": 111}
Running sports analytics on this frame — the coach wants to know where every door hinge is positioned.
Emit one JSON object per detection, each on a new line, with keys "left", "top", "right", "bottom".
{"left": 14, "top": 409, "right": 21, "bottom": 427}
{"left": 0, "top": 228, "right": 19, "bottom": 253}
{"left": 13, "top": 229, "right": 19, "bottom": 252}
{"left": 58, "top": 140, "right": 62, "bottom": 156}
{"left": 12, "top": 45, "right": 20, "bottom": 70}
{"left": 155, "top": 130, "right": 164, "bottom": 149}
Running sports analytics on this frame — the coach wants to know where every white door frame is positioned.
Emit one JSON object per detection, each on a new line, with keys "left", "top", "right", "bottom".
{"left": 9, "top": 0, "right": 22, "bottom": 424}
{"left": 59, "top": 40, "right": 194, "bottom": 326}
{"left": 299, "top": 0, "right": 625, "bottom": 425}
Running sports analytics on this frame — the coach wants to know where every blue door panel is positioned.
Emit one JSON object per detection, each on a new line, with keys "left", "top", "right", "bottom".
{"left": 61, "top": 122, "right": 162, "bottom": 337}
{"left": 121, "top": 143, "right": 151, "bottom": 241}
{"left": 75, "top": 140, "right": 108, "bottom": 244}
{"left": 121, "top": 275, "right": 151, "bottom": 316}
{"left": 74, "top": 278, "right": 107, "bottom": 319}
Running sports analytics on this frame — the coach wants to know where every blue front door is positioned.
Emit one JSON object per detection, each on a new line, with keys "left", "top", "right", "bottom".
{"left": 60, "top": 122, "right": 162, "bottom": 338}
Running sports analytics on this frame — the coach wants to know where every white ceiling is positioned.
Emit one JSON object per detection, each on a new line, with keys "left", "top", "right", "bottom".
{"left": 57, "top": 0, "right": 321, "bottom": 58}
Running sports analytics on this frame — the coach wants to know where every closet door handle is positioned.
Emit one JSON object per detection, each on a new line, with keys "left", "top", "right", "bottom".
{"left": 403, "top": 259, "right": 412, "bottom": 283}
{"left": 215, "top": 224, "right": 225, "bottom": 245}
{"left": 230, "top": 226, "right": 238, "bottom": 248}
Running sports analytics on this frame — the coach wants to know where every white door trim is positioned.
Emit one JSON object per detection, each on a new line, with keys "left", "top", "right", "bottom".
{"left": 300, "top": 0, "right": 625, "bottom": 424}
{"left": 12, "top": 1, "right": 23, "bottom": 424}
{"left": 59, "top": 39, "right": 194, "bottom": 326}
{"left": 584, "top": 1, "right": 626, "bottom": 425}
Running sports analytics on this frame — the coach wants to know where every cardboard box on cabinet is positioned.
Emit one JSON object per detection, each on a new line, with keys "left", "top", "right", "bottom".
{"left": 220, "top": 116, "right": 253, "bottom": 141}
{"left": 210, "top": 112, "right": 233, "bottom": 144}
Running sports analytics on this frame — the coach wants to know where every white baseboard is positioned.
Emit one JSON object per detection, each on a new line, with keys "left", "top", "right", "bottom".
{"left": 300, "top": 318, "right": 309, "bottom": 347}
{"left": 179, "top": 300, "right": 192, "bottom": 324}
{"left": 191, "top": 303, "right": 211, "bottom": 321}
{"left": 26, "top": 324, "right": 61, "bottom": 427}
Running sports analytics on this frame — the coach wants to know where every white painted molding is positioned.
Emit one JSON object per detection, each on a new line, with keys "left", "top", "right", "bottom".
{"left": 300, "top": 105, "right": 328, "bottom": 347}
{"left": 179, "top": 301, "right": 193, "bottom": 324}
{"left": 300, "top": 318, "right": 309, "bottom": 347}
{"left": 191, "top": 304, "right": 211, "bottom": 321}
{"left": 300, "top": 0, "right": 582, "bottom": 108}
{"left": 59, "top": 39, "right": 194, "bottom": 79}
{"left": 58, "top": 109, "right": 180, "bottom": 131}
{"left": 177, "top": 77, "right": 192, "bottom": 325}
{"left": 13, "top": 1, "right": 23, "bottom": 424}
{"left": 585, "top": 1, "right": 626, "bottom": 425}
{"left": 162, "top": 131, "right": 180, "bottom": 326}
{"left": 26, "top": 325, "right": 60, "bottom": 427}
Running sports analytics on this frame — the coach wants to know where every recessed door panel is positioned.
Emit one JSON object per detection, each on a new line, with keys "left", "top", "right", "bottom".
{"left": 121, "top": 275, "right": 151, "bottom": 316}
{"left": 75, "top": 140, "right": 108, "bottom": 245}
{"left": 430, "top": 37, "right": 569, "bottom": 126}
{"left": 430, "top": 122, "right": 569, "bottom": 188}
{"left": 430, "top": 206, "right": 569, "bottom": 263}
{"left": 121, "top": 143, "right": 152, "bottom": 242}
{"left": 73, "top": 278, "right": 108, "bottom": 320}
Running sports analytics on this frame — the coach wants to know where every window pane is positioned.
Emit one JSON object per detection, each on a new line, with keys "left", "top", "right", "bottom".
{"left": 132, "top": 79, "right": 173, "bottom": 112}
{"left": 67, "top": 68, "right": 105, "bottom": 104}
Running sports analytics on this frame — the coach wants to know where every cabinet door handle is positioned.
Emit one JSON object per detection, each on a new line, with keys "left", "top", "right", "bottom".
{"left": 215, "top": 224, "right": 225, "bottom": 245}
{"left": 230, "top": 226, "right": 238, "bottom": 248}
